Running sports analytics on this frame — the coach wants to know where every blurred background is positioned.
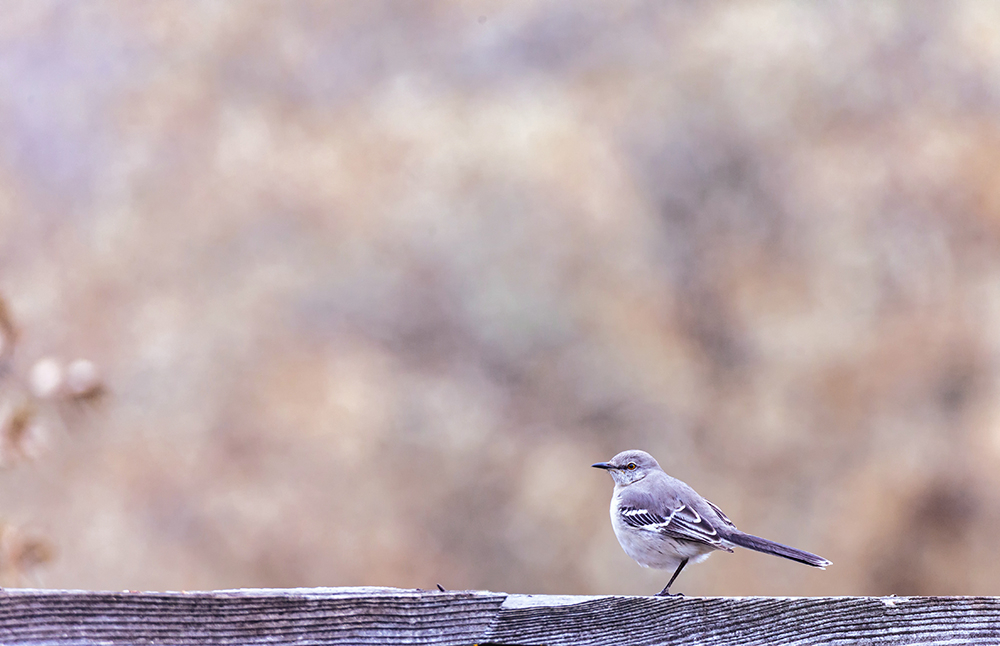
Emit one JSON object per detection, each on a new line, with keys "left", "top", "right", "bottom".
{"left": 1, "top": 1, "right": 999, "bottom": 597}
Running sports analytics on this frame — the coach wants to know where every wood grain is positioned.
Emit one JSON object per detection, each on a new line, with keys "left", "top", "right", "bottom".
{"left": 0, "top": 588, "right": 997, "bottom": 645}
{"left": 0, "top": 587, "right": 504, "bottom": 645}
{"left": 483, "top": 594, "right": 1000, "bottom": 645}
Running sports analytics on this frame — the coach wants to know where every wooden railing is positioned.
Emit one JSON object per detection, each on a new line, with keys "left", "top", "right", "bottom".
{"left": 0, "top": 587, "right": 997, "bottom": 645}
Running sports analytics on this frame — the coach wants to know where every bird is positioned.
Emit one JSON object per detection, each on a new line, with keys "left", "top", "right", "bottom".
{"left": 592, "top": 449, "right": 830, "bottom": 595}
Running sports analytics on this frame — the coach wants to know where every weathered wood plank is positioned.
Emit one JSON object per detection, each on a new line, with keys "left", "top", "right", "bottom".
{"left": 0, "top": 587, "right": 505, "bottom": 645}
{"left": 482, "top": 594, "right": 1000, "bottom": 645}
{"left": 0, "top": 587, "right": 998, "bottom": 645}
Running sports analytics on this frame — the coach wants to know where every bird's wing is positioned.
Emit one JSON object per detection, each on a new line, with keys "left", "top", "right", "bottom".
{"left": 618, "top": 478, "right": 734, "bottom": 551}
{"left": 704, "top": 498, "right": 738, "bottom": 530}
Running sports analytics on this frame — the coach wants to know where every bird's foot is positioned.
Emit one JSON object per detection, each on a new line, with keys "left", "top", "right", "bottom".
{"left": 655, "top": 589, "right": 684, "bottom": 597}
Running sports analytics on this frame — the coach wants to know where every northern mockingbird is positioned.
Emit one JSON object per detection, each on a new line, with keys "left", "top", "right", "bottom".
{"left": 593, "top": 449, "right": 831, "bottom": 595}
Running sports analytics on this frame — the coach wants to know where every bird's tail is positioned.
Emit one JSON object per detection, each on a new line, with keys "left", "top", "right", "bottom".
{"left": 725, "top": 531, "right": 831, "bottom": 569}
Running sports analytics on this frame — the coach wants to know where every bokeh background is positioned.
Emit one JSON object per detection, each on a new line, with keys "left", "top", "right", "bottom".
{"left": 1, "top": 1, "right": 1000, "bottom": 597}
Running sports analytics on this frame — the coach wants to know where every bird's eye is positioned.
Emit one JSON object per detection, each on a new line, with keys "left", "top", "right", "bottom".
{"left": 626, "top": 462, "right": 637, "bottom": 470}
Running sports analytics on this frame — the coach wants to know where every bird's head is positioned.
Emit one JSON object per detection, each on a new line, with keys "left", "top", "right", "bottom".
{"left": 592, "top": 449, "right": 661, "bottom": 486}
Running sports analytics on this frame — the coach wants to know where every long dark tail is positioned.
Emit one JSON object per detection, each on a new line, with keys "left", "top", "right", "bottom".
{"left": 725, "top": 531, "right": 831, "bottom": 569}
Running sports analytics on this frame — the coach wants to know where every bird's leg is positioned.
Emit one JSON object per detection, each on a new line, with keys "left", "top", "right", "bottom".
{"left": 655, "top": 558, "right": 689, "bottom": 596}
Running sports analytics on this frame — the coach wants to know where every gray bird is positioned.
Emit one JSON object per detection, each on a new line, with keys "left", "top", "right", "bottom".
{"left": 593, "top": 449, "right": 831, "bottom": 595}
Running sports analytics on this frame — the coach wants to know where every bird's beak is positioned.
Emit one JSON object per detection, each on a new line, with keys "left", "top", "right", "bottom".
{"left": 591, "top": 462, "right": 615, "bottom": 470}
